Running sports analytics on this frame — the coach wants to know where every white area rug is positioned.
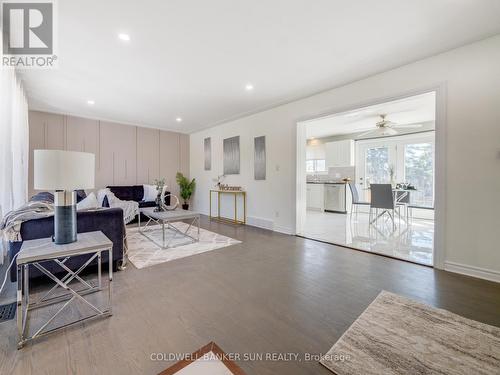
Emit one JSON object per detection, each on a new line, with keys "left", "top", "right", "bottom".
{"left": 126, "top": 222, "right": 241, "bottom": 269}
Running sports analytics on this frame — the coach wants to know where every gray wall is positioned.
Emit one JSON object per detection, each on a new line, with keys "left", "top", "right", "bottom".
{"left": 28, "top": 110, "right": 189, "bottom": 198}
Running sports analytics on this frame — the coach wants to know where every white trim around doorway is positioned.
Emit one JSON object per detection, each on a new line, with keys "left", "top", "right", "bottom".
{"left": 295, "top": 83, "right": 447, "bottom": 270}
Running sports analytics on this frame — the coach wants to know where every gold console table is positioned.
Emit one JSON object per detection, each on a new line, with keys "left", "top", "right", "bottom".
{"left": 209, "top": 190, "right": 246, "bottom": 225}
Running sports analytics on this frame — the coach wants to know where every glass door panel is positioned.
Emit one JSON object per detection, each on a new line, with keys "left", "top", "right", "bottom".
{"left": 365, "top": 146, "right": 390, "bottom": 186}
{"left": 404, "top": 143, "right": 434, "bottom": 207}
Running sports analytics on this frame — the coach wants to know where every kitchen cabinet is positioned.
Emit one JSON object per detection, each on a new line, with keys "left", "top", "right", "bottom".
{"left": 306, "top": 183, "right": 325, "bottom": 211}
{"left": 306, "top": 143, "right": 326, "bottom": 160}
{"left": 325, "top": 140, "right": 354, "bottom": 167}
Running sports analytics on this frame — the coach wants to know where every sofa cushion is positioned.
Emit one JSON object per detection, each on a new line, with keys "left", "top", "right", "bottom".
{"left": 75, "top": 189, "right": 87, "bottom": 203}
{"left": 102, "top": 195, "right": 110, "bottom": 207}
{"left": 107, "top": 185, "right": 144, "bottom": 202}
{"left": 139, "top": 201, "right": 157, "bottom": 208}
{"left": 9, "top": 208, "right": 124, "bottom": 282}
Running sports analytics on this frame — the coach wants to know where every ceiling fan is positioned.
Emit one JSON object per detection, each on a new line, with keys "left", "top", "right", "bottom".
{"left": 357, "top": 114, "right": 422, "bottom": 138}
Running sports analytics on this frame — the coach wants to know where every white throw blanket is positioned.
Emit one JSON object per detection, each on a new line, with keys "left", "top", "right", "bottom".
{"left": 0, "top": 200, "right": 54, "bottom": 241}
{"left": 97, "top": 188, "right": 139, "bottom": 224}
{"left": 110, "top": 199, "right": 139, "bottom": 224}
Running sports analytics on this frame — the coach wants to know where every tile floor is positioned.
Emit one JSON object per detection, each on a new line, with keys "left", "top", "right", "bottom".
{"left": 301, "top": 210, "right": 434, "bottom": 265}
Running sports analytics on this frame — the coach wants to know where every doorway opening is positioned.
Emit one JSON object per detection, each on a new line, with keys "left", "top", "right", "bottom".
{"left": 296, "top": 91, "right": 438, "bottom": 266}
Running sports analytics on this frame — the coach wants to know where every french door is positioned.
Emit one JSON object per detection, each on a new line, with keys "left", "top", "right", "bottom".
{"left": 356, "top": 133, "right": 435, "bottom": 206}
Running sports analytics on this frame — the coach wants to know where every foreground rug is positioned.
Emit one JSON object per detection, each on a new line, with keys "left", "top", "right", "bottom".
{"left": 126, "top": 222, "right": 241, "bottom": 269}
{"left": 159, "top": 341, "right": 246, "bottom": 375}
{"left": 320, "top": 291, "right": 500, "bottom": 375}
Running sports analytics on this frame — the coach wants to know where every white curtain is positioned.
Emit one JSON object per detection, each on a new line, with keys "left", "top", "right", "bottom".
{"left": 0, "top": 68, "right": 29, "bottom": 263}
{"left": 0, "top": 69, "right": 29, "bottom": 215}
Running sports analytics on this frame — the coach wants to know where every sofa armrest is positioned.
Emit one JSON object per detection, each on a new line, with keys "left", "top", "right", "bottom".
{"left": 9, "top": 208, "right": 124, "bottom": 281}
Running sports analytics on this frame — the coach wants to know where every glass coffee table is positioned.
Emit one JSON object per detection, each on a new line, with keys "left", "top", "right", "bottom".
{"left": 138, "top": 207, "right": 200, "bottom": 249}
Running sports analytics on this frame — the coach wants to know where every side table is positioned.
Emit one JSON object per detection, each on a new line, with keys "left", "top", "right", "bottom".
{"left": 209, "top": 190, "right": 246, "bottom": 225}
{"left": 16, "top": 231, "right": 113, "bottom": 349}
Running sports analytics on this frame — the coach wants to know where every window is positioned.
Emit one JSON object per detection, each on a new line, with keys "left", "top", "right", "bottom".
{"left": 404, "top": 143, "right": 434, "bottom": 206}
{"left": 356, "top": 133, "right": 435, "bottom": 204}
{"left": 306, "top": 159, "right": 326, "bottom": 173}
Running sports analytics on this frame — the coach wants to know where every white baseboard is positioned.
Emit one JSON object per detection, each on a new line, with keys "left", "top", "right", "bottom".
{"left": 247, "top": 216, "right": 274, "bottom": 231}
{"left": 197, "top": 208, "right": 293, "bottom": 235}
{"left": 444, "top": 261, "right": 500, "bottom": 283}
{"left": 273, "top": 225, "right": 294, "bottom": 235}
{"left": 246, "top": 216, "right": 293, "bottom": 235}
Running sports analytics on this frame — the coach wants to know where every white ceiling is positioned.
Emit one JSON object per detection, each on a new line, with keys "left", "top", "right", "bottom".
{"left": 19, "top": 0, "right": 500, "bottom": 133}
{"left": 305, "top": 92, "right": 436, "bottom": 139}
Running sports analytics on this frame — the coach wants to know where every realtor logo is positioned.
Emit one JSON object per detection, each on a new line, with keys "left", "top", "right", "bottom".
{"left": 1, "top": 0, "right": 57, "bottom": 68}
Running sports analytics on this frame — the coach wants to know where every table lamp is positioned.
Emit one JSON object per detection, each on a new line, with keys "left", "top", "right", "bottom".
{"left": 34, "top": 150, "right": 95, "bottom": 244}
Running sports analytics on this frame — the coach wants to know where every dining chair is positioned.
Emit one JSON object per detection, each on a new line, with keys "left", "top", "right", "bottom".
{"left": 369, "top": 184, "right": 401, "bottom": 230}
{"left": 348, "top": 183, "right": 370, "bottom": 219}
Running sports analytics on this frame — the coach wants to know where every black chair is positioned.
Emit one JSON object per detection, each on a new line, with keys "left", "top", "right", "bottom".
{"left": 369, "top": 184, "right": 401, "bottom": 230}
{"left": 348, "top": 183, "right": 370, "bottom": 219}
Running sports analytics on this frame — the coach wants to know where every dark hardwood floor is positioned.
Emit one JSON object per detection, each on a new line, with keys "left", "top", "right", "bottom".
{"left": 1, "top": 215, "right": 499, "bottom": 374}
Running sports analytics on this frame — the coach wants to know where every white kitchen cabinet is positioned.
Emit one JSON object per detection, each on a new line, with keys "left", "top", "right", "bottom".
{"left": 325, "top": 140, "right": 354, "bottom": 167}
{"left": 306, "top": 143, "right": 326, "bottom": 160}
{"left": 306, "top": 183, "right": 325, "bottom": 211}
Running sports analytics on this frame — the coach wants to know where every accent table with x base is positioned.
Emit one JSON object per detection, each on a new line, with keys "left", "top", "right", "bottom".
{"left": 138, "top": 207, "right": 201, "bottom": 249}
{"left": 16, "top": 231, "right": 113, "bottom": 349}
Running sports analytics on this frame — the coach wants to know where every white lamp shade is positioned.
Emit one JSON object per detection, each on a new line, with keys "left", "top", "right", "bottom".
{"left": 34, "top": 150, "right": 95, "bottom": 190}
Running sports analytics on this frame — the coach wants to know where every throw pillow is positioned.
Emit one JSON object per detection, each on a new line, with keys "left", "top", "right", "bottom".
{"left": 76, "top": 192, "right": 99, "bottom": 210}
{"left": 143, "top": 184, "right": 158, "bottom": 202}
{"left": 102, "top": 195, "right": 110, "bottom": 207}
{"left": 30, "top": 191, "right": 54, "bottom": 203}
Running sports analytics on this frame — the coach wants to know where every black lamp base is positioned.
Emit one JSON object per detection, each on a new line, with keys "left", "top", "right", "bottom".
{"left": 53, "top": 191, "right": 77, "bottom": 244}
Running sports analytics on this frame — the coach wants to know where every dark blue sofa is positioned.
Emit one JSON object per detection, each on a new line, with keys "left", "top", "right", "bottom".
{"left": 106, "top": 185, "right": 170, "bottom": 222}
{"left": 9, "top": 208, "right": 124, "bottom": 282}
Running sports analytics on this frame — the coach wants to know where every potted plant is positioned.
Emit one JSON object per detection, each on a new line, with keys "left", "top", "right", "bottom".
{"left": 176, "top": 172, "right": 196, "bottom": 210}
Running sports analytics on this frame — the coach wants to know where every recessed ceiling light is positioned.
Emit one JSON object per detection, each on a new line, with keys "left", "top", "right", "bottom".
{"left": 176, "top": 117, "right": 182, "bottom": 122}
{"left": 245, "top": 83, "right": 254, "bottom": 91}
{"left": 118, "top": 33, "right": 130, "bottom": 41}
{"left": 87, "top": 100, "right": 95, "bottom": 105}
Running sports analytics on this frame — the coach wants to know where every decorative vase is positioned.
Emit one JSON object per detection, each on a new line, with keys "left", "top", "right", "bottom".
{"left": 182, "top": 203, "right": 189, "bottom": 210}
{"left": 154, "top": 192, "right": 163, "bottom": 212}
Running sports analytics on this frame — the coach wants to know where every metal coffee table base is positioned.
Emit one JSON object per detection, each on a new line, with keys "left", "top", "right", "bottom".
{"left": 138, "top": 215, "right": 200, "bottom": 249}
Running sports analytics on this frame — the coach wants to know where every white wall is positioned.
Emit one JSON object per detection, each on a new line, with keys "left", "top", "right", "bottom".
{"left": 190, "top": 35, "right": 500, "bottom": 280}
